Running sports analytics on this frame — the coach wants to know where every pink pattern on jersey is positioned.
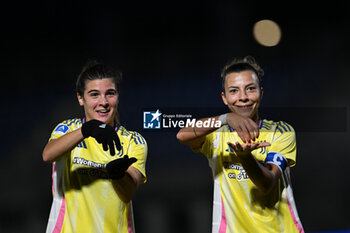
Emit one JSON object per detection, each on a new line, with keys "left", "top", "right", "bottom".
{"left": 127, "top": 204, "right": 133, "bottom": 233}
{"left": 287, "top": 193, "right": 304, "bottom": 233}
{"left": 51, "top": 162, "right": 65, "bottom": 233}
{"left": 219, "top": 196, "right": 227, "bottom": 233}
{"left": 53, "top": 197, "right": 66, "bottom": 233}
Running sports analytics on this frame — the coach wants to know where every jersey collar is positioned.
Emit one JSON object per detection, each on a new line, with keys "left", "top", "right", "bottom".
{"left": 228, "top": 119, "right": 263, "bottom": 132}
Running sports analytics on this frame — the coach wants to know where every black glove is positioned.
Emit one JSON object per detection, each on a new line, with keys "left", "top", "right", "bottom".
{"left": 81, "top": 119, "right": 121, "bottom": 156}
{"left": 106, "top": 155, "right": 137, "bottom": 179}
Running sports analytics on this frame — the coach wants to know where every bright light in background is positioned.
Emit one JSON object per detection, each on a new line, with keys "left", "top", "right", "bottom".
{"left": 253, "top": 19, "right": 282, "bottom": 47}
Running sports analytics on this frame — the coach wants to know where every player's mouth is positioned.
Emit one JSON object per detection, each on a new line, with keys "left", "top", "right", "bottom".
{"left": 96, "top": 109, "right": 110, "bottom": 116}
{"left": 235, "top": 104, "right": 253, "bottom": 111}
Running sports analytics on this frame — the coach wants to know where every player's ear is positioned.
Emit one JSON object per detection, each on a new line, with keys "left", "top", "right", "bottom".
{"left": 221, "top": 91, "right": 228, "bottom": 106}
{"left": 260, "top": 87, "right": 264, "bottom": 100}
{"left": 77, "top": 93, "right": 84, "bottom": 106}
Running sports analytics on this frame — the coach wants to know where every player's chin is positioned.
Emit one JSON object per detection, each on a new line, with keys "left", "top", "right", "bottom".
{"left": 95, "top": 114, "right": 114, "bottom": 125}
{"left": 232, "top": 109, "right": 252, "bottom": 118}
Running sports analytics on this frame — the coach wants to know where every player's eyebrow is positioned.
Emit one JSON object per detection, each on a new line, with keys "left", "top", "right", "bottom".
{"left": 246, "top": 82, "right": 257, "bottom": 87}
{"left": 87, "top": 88, "right": 117, "bottom": 93}
{"left": 87, "top": 89, "right": 100, "bottom": 93}
{"left": 106, "top": 88, "right": 117, "bottom": 92}
{"left": 228, "top": 82, "right": 256, "bottom": 88}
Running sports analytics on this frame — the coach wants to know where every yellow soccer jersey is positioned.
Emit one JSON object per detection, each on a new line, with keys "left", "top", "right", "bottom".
{"left": 45, "top": 118, "right": 147, "bottom": 233}
{"left": 200, "top": 119, "right": 304, "bottom": 233}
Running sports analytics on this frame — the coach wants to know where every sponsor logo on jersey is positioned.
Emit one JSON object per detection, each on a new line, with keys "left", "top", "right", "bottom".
{"left": 73, "top": 157, "right": 106, "bottom": 168}
{"left": 54, "top": 124, "right": 69, "bottom": 135}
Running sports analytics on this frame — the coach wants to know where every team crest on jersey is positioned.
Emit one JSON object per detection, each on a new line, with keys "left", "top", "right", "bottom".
{"left": 54, "top": 124, "right": 69, "bottom": 135}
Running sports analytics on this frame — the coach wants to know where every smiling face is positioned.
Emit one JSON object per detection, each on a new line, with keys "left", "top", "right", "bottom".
{"left": 77, "top": 78, "right": 119, "bottom": 126}
{"left": 221, "top": 70, "right": 263, "bottom": 121}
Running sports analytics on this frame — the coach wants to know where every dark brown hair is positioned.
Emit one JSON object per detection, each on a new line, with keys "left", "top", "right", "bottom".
{"left": 221, "top": 56, "right": 264, "bottom": 91}
{"left": 76, "top": 60, "right": 122, "bottom": 96}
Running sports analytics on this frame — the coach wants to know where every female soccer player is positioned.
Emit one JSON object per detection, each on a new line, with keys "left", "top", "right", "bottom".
{"left": 177, "top": 56, "right": 304, "bottom": 233}
{"left": 42, "top": 61, "right": 147, "bottom": 233}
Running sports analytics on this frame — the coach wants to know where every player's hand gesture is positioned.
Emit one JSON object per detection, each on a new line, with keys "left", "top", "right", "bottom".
{"left": 227, "top": 141, "right": 270, "bottom": 157}
{"left": 81, "top": 119, "right": 122, "bottom": 156}
{"left": 106, "top": 155, "right": 137, "bottom": 179}
{"left": 226, "top": 113, "right": 259, "bottom": 143}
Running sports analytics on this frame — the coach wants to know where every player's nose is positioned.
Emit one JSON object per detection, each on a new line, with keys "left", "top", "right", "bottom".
{"left": 238, "top": 91, "right": 249, "bottom": 102}
{"left": 100, "top": 95, "right": 109, "bottom": 105}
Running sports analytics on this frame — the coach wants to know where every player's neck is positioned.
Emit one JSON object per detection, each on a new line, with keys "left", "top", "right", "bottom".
{"left": 251, "top": 113, "right": 259, "bottom": 123}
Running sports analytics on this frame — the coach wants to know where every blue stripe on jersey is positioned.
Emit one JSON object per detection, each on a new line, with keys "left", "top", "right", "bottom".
{"left": 63, "top": 118, "right": 81, "bottom": 126}
{"left": 76, "top": 140, "right": 87, "bottom": 149}
{"left": 121, "top": 129, "right": 132, "bottom": 137}
{"left": 133, "top": 133, "right": 145, "bottom": 144}
{"left": 134, "top": 137, "right": 141, "bottom": 144}
{"left": 81, "top": 140, "right": 87, "bottom": 148}
{"left": 276, "top": 126, "right": 283, "bottom": 134}
{"left": 261, "top": 125, "right": 271, "bottom": 130}
{"left": 280, "top": 121, "right": 292, "bottom": 131}
{"left": 135, "top": 136, "right": 140, "bottom": 144}
{"left": 277, "top": 121, "right": 292, "bottom": 133}
{"left": 261, "top": 122, "right": 272, "bottom": 130}
{"left": 278, "top": 123, "right": 288, "bottom": 132}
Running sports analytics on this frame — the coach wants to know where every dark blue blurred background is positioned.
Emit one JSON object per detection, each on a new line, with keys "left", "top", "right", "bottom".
{"left": 1, "top": 1, "right": 349, "bottom": 232}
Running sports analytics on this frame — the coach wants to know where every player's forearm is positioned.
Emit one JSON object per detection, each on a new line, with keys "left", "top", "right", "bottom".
{"left": 238, "top": 154, "right": 279, "bottom": 194}
{"left": 42, "top": 129, "right": 84, "bottom": 163}
{"left": 112, "top": 171, "right": 140, "bottom": 203}
{"left": 176, "top": 116, "right": 221, "bottom": 144}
